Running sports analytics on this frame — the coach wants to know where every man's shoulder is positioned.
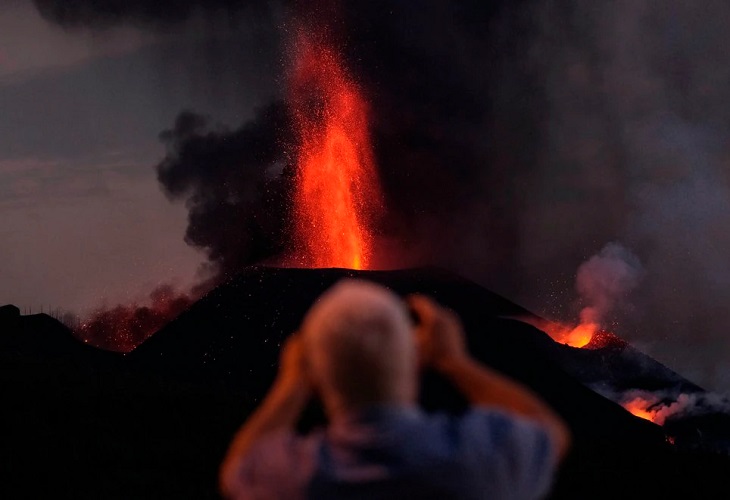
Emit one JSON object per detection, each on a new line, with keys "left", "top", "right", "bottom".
{"left": 416, "top": 406, "right": 537, "bottom": 437}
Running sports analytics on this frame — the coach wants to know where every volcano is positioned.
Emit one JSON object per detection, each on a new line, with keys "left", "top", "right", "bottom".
{"left": 2, "top": 267, "right": 729, "bottom": 499}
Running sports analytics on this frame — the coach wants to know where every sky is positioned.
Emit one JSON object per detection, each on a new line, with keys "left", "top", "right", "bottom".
{"left": 0, "top": 0, "right": 278, "bottom": 313}
{"left": 2, "top": 0, "right": 730, "bottom": 395}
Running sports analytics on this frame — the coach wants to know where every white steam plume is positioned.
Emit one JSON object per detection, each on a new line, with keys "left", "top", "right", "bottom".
{"left": 618, "top": 389, "right": 730, "bottom": 426}
{"left": 575, "top": 243, "right": 643, "bottom": 330}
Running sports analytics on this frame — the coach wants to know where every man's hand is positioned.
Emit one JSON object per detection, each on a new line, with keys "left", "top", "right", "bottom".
{"left": 408, "top": 295, "right": 469, "bottom": 372}
{"left": 408, "top": 295, "right": 572, "bottom": 463}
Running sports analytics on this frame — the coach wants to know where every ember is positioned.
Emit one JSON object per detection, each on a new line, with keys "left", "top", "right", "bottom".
{"left": 76, "top": 285, "right": 194, "bottom": 352}
{"left": 289, "top": 28, "right": 383, "bottom": 270}
{"left": 518, "top": 243, "right": 643, "bottom": 349}
{"left": 74, "top": 26, "right": 385, "bottom": 351}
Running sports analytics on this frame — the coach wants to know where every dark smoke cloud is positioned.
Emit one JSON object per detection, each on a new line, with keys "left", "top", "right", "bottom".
{"left": 156, "top": 102, "right": 294, "bottom": 278}
{"left": 35, "top": 0, "right": 730, "bottom": 393}
{"left": 32, "top": 0, "right": 274, "bottom": 29}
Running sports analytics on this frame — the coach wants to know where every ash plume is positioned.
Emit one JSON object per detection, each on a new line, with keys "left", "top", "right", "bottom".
{"left": 156, "top": 103, "right": 294, "bottom": 278}
{"left": 66, "top": 101, "right": 294, "bottom": 352}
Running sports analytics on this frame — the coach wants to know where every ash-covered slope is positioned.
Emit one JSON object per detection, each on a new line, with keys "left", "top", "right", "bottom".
{"left": 130, "top": 267, "right": 531, "bottom": 384}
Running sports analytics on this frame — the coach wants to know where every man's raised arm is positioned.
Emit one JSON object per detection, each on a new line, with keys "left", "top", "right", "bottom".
{"left": 219, "top": 334, "right": 312, "bottom": 497}
{"left": 408, "top": 295, "right": 572, "bottom": 463}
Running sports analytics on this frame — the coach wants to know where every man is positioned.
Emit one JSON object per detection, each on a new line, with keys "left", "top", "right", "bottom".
{"left": 220, "top": 280, "right": 571, "bottom": 499}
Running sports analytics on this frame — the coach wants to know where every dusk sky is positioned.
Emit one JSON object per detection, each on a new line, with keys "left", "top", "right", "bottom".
{"left": 0, "top": 0, "right": 280, "bottom": 313}
{"left": 2, "top": 0, "right": 730, "bottom": 394}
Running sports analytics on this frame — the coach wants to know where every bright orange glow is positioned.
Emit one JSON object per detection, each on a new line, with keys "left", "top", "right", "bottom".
{"left": 560, "top": 322, "right": 597, "bottom": 348}
{"left": 289, "top": 29, "right": 382, "bottom": 270}
{"left": 623, "top": 397, "right": 657, "bottom": 422}
{"left": 623, "top": 393, "right": 691, "bottom": 426}
{"left": 517, "top": 316, "right": 598, "bottom": 348}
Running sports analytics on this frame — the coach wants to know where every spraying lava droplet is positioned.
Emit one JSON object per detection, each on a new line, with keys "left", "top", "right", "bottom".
{"left": 75, "top": 285, "right": 194, "bottom": 352}
{"left": 289, "top": 29, "right": 383, "bottom": 270}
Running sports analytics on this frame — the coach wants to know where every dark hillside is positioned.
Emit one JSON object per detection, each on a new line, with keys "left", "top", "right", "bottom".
{"left": 2, "top": 267, "right": 728, "bottom": 499}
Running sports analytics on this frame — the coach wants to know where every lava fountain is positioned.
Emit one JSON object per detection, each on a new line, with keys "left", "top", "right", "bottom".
{"left": 73, "top": 27, "right": 384, "bottom": 351}
{"left": 288, "top": 29, "right": 383, "bottom": 270}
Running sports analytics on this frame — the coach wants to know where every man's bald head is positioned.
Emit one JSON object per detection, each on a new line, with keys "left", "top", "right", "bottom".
{"left": 301, "top": 280, "right": 417, "bottom": 415}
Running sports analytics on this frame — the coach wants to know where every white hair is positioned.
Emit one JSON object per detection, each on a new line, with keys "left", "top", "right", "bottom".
{"left": 302, "top": 280, "right": 416, "bottom": 413}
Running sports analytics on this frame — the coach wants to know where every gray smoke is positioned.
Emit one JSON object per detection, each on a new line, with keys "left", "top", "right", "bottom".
{"left": 595, "top": 387, "right": 730, "bottom": 426}
{"left": 575, "top": 243, "right": 643, "bottom": 328}
{"left": 518, "top": 0, "right": 730, "bottom": 394}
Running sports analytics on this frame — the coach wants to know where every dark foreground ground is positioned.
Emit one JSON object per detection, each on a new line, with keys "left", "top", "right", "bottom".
{"left": 2, "top": 267, "right": 729, "bottom": 499}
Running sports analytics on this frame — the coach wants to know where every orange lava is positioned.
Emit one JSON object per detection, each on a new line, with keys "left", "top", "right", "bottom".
{"left": 289, "top": 29, "right": 382, "bottom": 270}
{"left": 518, "top": 317, "right": 598, "bottom": 348}
{"left": 559, "top": 322, "right": 597, "bottom": 348}
{"left": 622, "top": 397, "right": 658, "bottom": 422}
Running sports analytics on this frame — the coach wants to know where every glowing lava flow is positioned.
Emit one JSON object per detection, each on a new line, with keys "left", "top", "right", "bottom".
{"left": 621, "top": 393, "right": 694, "bottom": 426}
{"left": 289, "top": 30, "right": 382, "bottom": 270}
{"left": 546, "top": 321, "right": 598, "bottom": 348}
{"left": 515, "top": 316, "right": 598, "bottom": 348}
{"left": 623, "top": 396, "right": 658, "bottom": 422}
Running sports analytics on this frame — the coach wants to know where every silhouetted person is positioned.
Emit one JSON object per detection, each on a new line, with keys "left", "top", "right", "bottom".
{"left": 220, "top": 280, "right": 571, "bottom": 499}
